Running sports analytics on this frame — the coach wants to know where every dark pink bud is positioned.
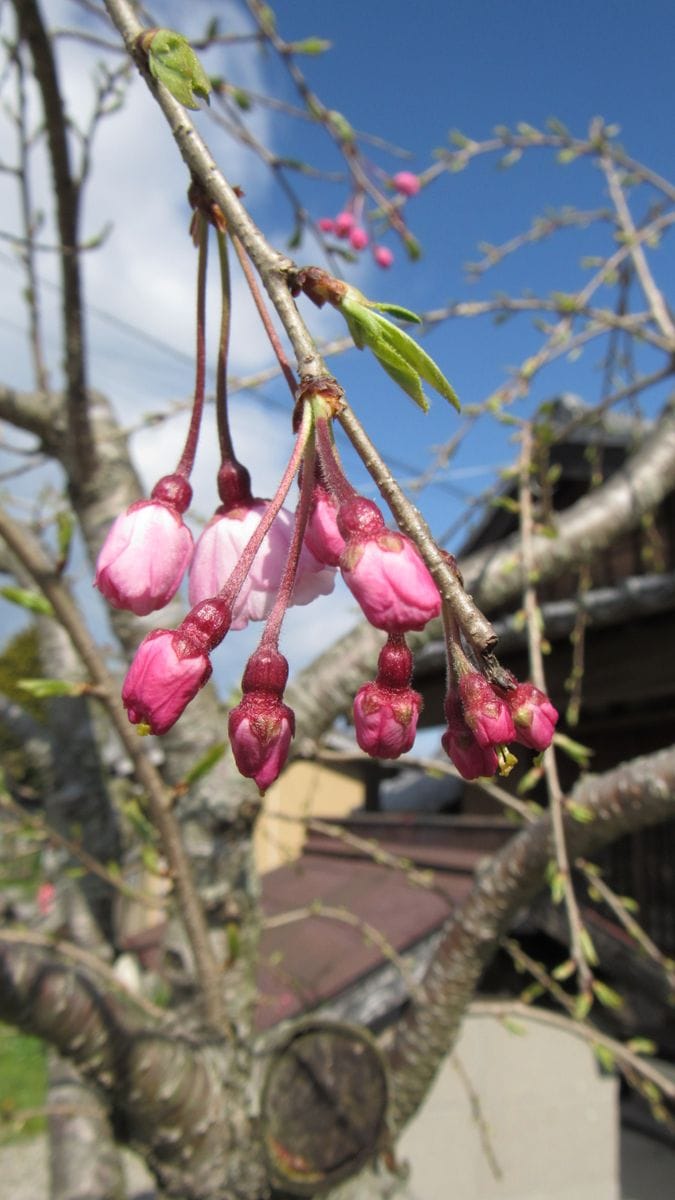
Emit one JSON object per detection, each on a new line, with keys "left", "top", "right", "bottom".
{"left": 442, "top": 689, "right": 499, "bottom": 780}
{"left": 349, "top": 226, "right": 369, "bottom": 250}
{"left": 318, "top": 217, "right": 335, "bottom": 233}
{"left": 177, "top": 596, "right": 231, "bottom": 654}
{"left": 216, "top": 460, "right": 253, "bottom": 509}
{"left": 459, "top": 672, "right": 515, "bottom": 749}
{"left": 151, "top": 473, "right": 193, "bottom": 513}
{"left": 376, "top": 634, "right": 414, "bottom": 689}
{"left": 336, "top": 496, "right": 385, "bottom": 539}
{"left": 373, "top": 245, "right": 394, "bottom": 269}
{"left": 354, "top": 681, "right": 421, "bottom": 759}
{"left": 392, "top": 171, "right": 421, "bottom": 198}
{"left": 334, "top": 210, "right": 356, "bottom": 237}
{"left": 501, "top": 681, "right": 558, "bottom": 751}
{"left": 304, "top": 485, "right": 346, "bottom": 566}
{"left": 94, "top": 500, "right": 193, "bottom": 616}
{"left": 339, "top": 522, "right": 440, "bottom": 634}
{"left": 241, "top": 645, "right": 289, "bottom": 695}
{"left": 229, "top": 692, "right": 295, "bottom": 792}
{"left": 122, "top": 629, "right": 212, "bottom": 735}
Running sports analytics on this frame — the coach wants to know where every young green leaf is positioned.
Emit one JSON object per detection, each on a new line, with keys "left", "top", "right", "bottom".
{"left": 18, "top": 678, "right": 84, "bottom": 699}
{"left": 0, "top": 586, "right": 54, "bottom": 617}
{"left": 146, "top": 30, "right": 211, "bottom": 110}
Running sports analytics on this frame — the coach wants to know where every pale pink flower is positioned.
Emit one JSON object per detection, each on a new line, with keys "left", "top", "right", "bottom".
{"left": 95, "top": 501, "right": 193, "bottom": 616}
{"left": 122, "top": 629, "right": 212, "bottom": 735}
{"left": 392, "top": 171, "right": 421, "bottom": 197}
{"left": 502, "top": 681, "right": 558, "bottom": 751}
{"left": 459, "top": 672, "right": 515, "bottom": 749}
{"left": 229, "top": 692, "right": 294, "bottom": 792}
{"left": 373, "top": 246, "right": 394, "bottom": 269}
{"left": 189, "top": 501, "right": 335, "bottom": 628}
{"left": 304, "top": 486, "right": 345, "bottom": 566}
{"left": 353, "top": 681, "right": 421, "bottom": 759}
{"left": 349, "top": 226, "right": 369, "bottom": 250}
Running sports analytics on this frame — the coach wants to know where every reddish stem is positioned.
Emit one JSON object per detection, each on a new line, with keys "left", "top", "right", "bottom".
{"left": 231, "top": 232, "right": 298, "bottom": 397}
{"left": 175, "top": 213, "right": 208, "bottom": 478}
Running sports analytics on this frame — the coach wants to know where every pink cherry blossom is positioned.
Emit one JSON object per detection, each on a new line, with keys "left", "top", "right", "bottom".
{"left": 122, "top": 629, "right": 212, "bottom": 735}
{"left": 304, "top": 486, "right": 345, "bottom": 566}
{"left": 95, "top": 500, "right": 193, "bottom": 616}
{"left": 318, "top": 217, "right": 335, "bottom": 232}
{"left": 349, "top": 226, "right": 369, "bottom": 250}
{"left": 189, "top": 501, "right": 335, "bottom": 628}
{"left": 459, "top": 672, "right": 515, "bottom": 749}
{"left": 502, "top": 681, "right": 558, "bottom": 751}
{"left": 353, "top": 681, "right": 421, "bottom": 759}
{"left": 392, "top": 171, "right": 421, "bottom": 198}
{"left": 228, "top": 692, "right": 295, "bottom": 792}
{"left": 373, "top": 246, "right": 394, "bottom": 269}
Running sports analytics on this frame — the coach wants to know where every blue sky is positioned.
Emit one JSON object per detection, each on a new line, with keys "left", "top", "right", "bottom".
{"left": 1, "top": 0, "right": 673, "bottom": 688}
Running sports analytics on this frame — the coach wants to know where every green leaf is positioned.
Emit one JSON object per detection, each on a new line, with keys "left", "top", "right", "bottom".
{"left": 370, "top": 334, "right": 429, "bottom": 411}
{"left": 573, "top": 990, "right": 593, "bottom": 1020}
{"left": 327, "top": 109, "right": 355, "bottom": 142}
{"left": 56, "top": 511, "right": 75, "bottom": 568}
{"left": 552, "top": 958, "right": 576, "bottom": 982}
{"left": 0, "top": 586, "right": 54, "bottom": 617}
{"left": 183, "top": 742, "right": 227, "bottom": 787}
{"left": 579, "top": 927, "right": 599, "bottom": 966}
{"left": 289, "top": 37, "right": 332, "bottom": 55}
{"left": 553, "top": 732, "right": 594, "bottom": 767}
{"left": 592, "top": 980, "right": 624, "bottom": 1010}
{"left": 592, "top": 1042, "right": 616, "bottom": 1072}
{"left": 17, "top": 677, "right": 83, "bottom": 699}
{"left": 146, "top": 29, "right": 211, "bottom": 110}
{"left": 626, "top": 1037, "right": 657, "bottom": 1056}
{"left": 502, "top": 1017, "right": 527, "bottom": 1035}
{"left": 369, "top": 301, "right": 422, "bottom": 324}
{"left": 567, "top": 801, "right": 595, "bottom": 824}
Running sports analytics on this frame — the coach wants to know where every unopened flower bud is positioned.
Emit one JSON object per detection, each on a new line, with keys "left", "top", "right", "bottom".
{"left": 229, "top": 692, "right": 295, "bottom": 792}
{"left": 500, "top": 681, "right": 558, "bottom": 751}
{"left": 304, "top": 485, "right": 345, "bottom": 566}
{"left": 338, "top": 498, "right": 440, "bottom": 633}
{"left": 373, "top": 245, "right": 394, "bottom": 269}
{"left": 95, "top": 497, "right": 193, "bottom": 616}
{"left": 241, "top": 645, "right": 289, "bottom": 695}
{"left": 334, "top": 210, "right": 356, "bottom": 237}
{"left": 392, "top": 171, "right": 421, "bottom": 198}
{"left": 349, "top": 226, "right": 369, "bottom": 250}
{"left": 354, "top": 681, "right": 421, "bottom": 759}
{"left": 459, "top": 672, "right": 515, "bottom": 749}
{"left": 318, "top": 217, "right": 336, "bottom": 233}
{"left": 122, "top": 629, "right": 212, "bottom": 735}
{"left": 442, "top": 689, "right": 499, "bottom": 780}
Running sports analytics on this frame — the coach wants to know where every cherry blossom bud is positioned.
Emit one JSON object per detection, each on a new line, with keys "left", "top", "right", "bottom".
{"left": 349, "top": 226, "right": 369, "bottom": 250}
{"left": 189, "top": 500, "right": 334, "bottom": 628}
{"left": 353, "top": 633, "right": 422, "bottom": 759}
{"left": 318, "top": 217, "right": 335, "bottom": 232}
{"left": 334, "top": 210, "right": 356, "bottom": 237}
{"left": 338, "top": 497, "right": 440, "bottom": 633}
{"left": 459, "top": 672, "right": 515, "bottom": 749}
{"left": 354, "top": 682, "right": 421, "bottom": 759}
{"left": 502, "top": 681, "right": 558, "bottom": 751}
{"left": 392, "top": 171, "right": 421, "bottom": 197}
{"left": 229, "top": 693, "right": 295, "bottom": 792}
{"left": 373, "top": 245, "right": 394, "bottom": 269}
{"left": 122, "top": 629, "right": 213, "bottom": 735}
{"left": 95, "top": 498, "right": 193, "bottom": 616}
{"left": 441, "top": 690, "right": 499, "bottom": 780}
{"left": 304, "top": 485, "right": 345, "bottom": 566}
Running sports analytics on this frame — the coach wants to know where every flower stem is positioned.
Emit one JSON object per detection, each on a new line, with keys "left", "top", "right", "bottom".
{"left": 175, "top": 213, "right": 208, "bottom": 478}
{"left": 264, "top": 429, "right": 317, "bottom": 647}
{"left": 215, "top": 228, "right": 237, "bottom": 463}
{"left": 231, "top": 232, "right": 298, "bottom": 398}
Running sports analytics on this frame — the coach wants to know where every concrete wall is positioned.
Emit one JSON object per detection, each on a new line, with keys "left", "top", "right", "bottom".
{"left": 398, "top": 1013, "right": 619, "bottom": 1200}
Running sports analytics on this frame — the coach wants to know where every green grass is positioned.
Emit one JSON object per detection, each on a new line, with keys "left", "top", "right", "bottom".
{"left": 0, "top": 1024, "right": 46, "bottom": 1143}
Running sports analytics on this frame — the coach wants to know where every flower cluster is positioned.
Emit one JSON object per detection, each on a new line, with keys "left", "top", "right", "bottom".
{"left": 317, "top": 171, "right": 422, "bottom": 270}
{"left": 95, "top": 216, "right": 556, "bottom": 793}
